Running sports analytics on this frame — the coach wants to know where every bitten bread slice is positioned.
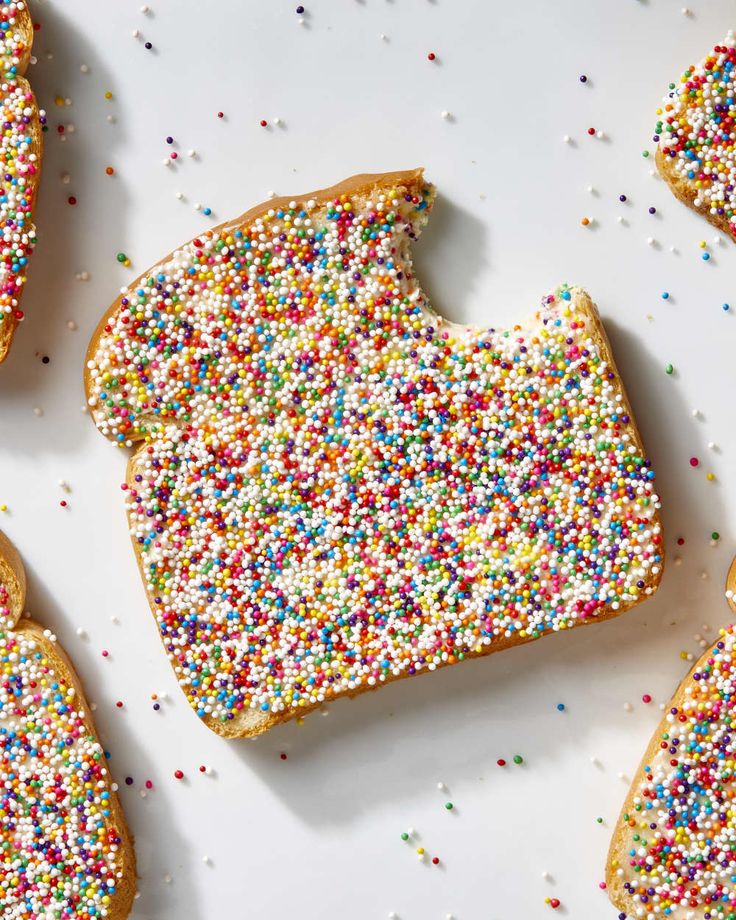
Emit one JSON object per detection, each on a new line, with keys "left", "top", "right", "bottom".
{"left": 0, "top": 531, "right": 136, "bottom": 920}
{"left": 655, "top": 31, "right": 736, "bottom": 241}
{"left": 606, "top": 562, "right": 736, "bottom": 919}
{"left": 0, "top": 1, "right": 43, "bottom": 362}
{"left": 85, "top": 169, "right": 663, "bottom": 738}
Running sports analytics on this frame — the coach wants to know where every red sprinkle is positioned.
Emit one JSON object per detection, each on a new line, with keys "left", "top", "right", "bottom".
{"left": 587, "top": 127, "right": 596, "bottom": 135}
{"left": 642, "top": 694, "right": 652, "bottom": 704}
{"left": 497, "top": 758, "right": 507, "bottom": 767}
{"left": 59, "top": 500, "right": 67, "bottom": 508}
{"left": 115, "top": 701, "right": 123, "bottom": 708}
{"left": 689, "top": 457, "right": 699, "bottom": 467}
{"left": 67, "top": 196, "right": 77, "bottom": 205}
{"left": 260, "top": 119, "right": 268, "bottom": 127}
{"left": 280, "top": 752, "right": 287, "bottom": 760}
{"left": 217, "top": 111, "right": 224, "bottom": 119}
{"left": 427, "top": 52, "right": 436, "bottom": 61}
{"left": 145, "top": 780, "right": 153, "bottom": 789}
{"left": 432, "top": 856, "right": 440, "bottom": 865}
{"left": 199, "top": 765, "right": 206, "bottom": 773}
{"left": 101, "top": 650, "right": 109, "bottom": 658}
{"left": 174, "top": 770, "right": 184, "bottom": 780}
{"left": 549, "top": 898, "right": 561, "bottom": 909}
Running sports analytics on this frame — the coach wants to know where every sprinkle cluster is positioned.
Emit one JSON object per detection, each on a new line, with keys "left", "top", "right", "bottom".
{"left": 0, "top": 0, "right": 43, "bottom": 334}
{"left": 87, "top": 176, "right": 662, "bottom": 727}
{"left": 656, "top": 31, "right": 736, "bottom": 236}
{"left": 0, "top": 588, "right": 126, "bottom": 918}
{"left": 615, "top": 627, "right": 736, "bottom": 919}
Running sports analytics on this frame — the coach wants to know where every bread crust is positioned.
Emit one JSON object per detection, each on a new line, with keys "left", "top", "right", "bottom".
{"left": 0, "top": 532, "right": 136, "bottom": 920}
{"left": 656, "top": 146, "right": 736, "bottom": 242}
{"left": 606, "top": 559, "right": 736, "bottom": 918}
{"left": 0, "top": 2, "right": 43, "bottom": 362}
{"left": 86, "top": 170, "right": 663, "bottom": 739}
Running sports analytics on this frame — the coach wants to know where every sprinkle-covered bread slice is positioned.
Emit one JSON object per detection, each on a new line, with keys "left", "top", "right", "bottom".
{"left": 0, "top": 0, "right": 44, "bottom": 363}
{"left": 0, "top": 532, "right": 136, "bottom": 920}
{"left": 85, "top": 169, "right": 663, "bottom": 738}
{"left": 607, "top": 564, "right": 736, "bottom": 920}
{"left": 655, "top": 31, "right": 736, "bottom": 241}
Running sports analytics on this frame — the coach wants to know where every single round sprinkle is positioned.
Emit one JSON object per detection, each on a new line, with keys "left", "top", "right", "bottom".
{"left": 642, "top": 694, "right": 652, "bottom": 703}
{"left": 557, "top": 703, "right": 565, "bottom": 711}
{"left": 661, "top": 292, "right": 669, "bottom": 300}
{"left": 665, "top": 363, "right": 674, "bottom": 375}
{"left": 174, "top": 770, "right": 184, "bottom": 780}
{"left": 444, "top": 802, "right": 453, "bottom": 810}
{"left": 690, "top": 457, "right": 699, "bottom": 467}
{"left": 513, "top": 755, "right": 524, "bottom": 765}
{"left": 579, "top": 74, "right": 587, "bottom": 83}
{"left": 428, "top": 52, "right": 436, "bottom": 61}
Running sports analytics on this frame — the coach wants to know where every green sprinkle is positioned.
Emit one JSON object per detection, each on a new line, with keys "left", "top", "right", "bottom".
{"left": 642, "top": 150, "right": 650, "bottom": 158}
{"left": 444, "top": 802, "right": 454, "bottom": 811}
{"left": 116, "top": 252, "right": 128, "bottom": 263}
{"left": 712, "top": 531, "right": 720, "bottom": 541}
{"left": 400, "top": 832, "right": 409, "bottom": 841}
{"left": 665, "top": 363, "right": 674, "bottom": 375}
{"left": 513, "top": 755, "right": 524, "bottom": 765}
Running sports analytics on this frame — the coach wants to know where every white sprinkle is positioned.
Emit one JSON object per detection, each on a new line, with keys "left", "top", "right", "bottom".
{"left": 175, "top": 191, "right": 183, "bottom": 200}
{"left": 162, "top": 158, "right": 171, "bottom": 167}
{"left": 132, "top": 29, "right": 140, "bottom": 38}
{"left": 691, "top": 408, "right": 699, "bottom": 418}
{"left": 80, "top": 64, "right": 89, "bottom": 73}
{"left": 193, "top": 203, "right": 201, "bottom": 211}
{"left": 33, "top": 407, "right": 43, "bottom": 417}
{"left": 187, "top": 149, "right": 196, "bottom": 158}
{"left": 586, "top": 185, "right": 594, "bottom": 193}
{"left": 75, "top": 627, "right": 87, "bottom": 638}
{"left": 596, "top": 130, "right": 604, "bottom": 139}
{"left": 163, "top": 874, "right": 172, "bottom": 884}
{"left": 140, "top": 4, "right": 150, "bottom": 11}
{"left": 111, "top": 615, "right": 120, "bottom": 624}
{"left": 273, "top": 117, "right": 281, "bottom": 126}
{"left": 441, "top": 110, "right": 450, "bottom": 119}
{"left": 67, "top": 320, "right": 77, "bottom": 331}
{"left": 563, "top": 134, "right": 571, "bottom": 143}
{"left": 437, "top": 781, "right": 446, "bottom": 791}
{"left": 708, "top": 441, "right": 716, "bottom": 450}
{"left": 647, "top": 236, "right": 655, "bottom": 245}
{"left": 624, "top": 702, "right": 633, "bottom": 712}
{"left": 202, "top": 855, "right": 210, "bottom": 864}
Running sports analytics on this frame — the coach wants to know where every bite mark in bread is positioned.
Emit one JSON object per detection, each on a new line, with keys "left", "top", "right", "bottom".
{"left": 85, "top": 169, "right": 663, "bottom": 738}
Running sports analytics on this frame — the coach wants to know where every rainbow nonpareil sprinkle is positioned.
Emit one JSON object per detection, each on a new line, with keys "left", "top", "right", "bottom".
{"left": 656, "top": 31, "right": 736, "bottom": 238}
{"left": 86, "top": 172, "right": 663, "bottom": 732}
{"left": 611, "top": 626, "right": 736, "bottom": 920}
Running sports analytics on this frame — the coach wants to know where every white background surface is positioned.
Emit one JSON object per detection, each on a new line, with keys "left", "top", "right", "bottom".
{"left": 1, "top": 1, "right": 735, "bottom": 917}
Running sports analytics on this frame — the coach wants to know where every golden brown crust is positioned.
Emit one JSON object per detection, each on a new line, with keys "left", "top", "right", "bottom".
{"left": 0, "top": 532, "right": 137, "bottom": 919}
{"left": 0, "top": 527, "right": 25, "bottom": 624}
{"left": 0, "top": 0, "right": 43, "bottom": 363}
{"left": 656, "top": 146, "right": 736, "bottom": 242}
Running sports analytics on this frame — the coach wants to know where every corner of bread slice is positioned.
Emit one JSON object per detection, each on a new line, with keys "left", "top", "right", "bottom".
{"left": 84, "top": 167, "right": 433, "bottom": 441}
{"left": 551, "top": 284, "right": 665, "bottom": 605}
{"left": 204, "top": 706, "right": 279, "bottom": 739}
{"left": 0, "top": 529, "right": 26, "bottom": 626}
{"left": 656, "top": 145, "right": 736, "bottom": 242}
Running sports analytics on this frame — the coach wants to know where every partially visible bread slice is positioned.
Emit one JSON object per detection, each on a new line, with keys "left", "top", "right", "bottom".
{"left": 655, "top": 32, "right": 736, "bottom": 241}
{"left": 606, "top": 562, "right": 736, "bottom": 920}
{"left": 86, "top": 169, "right": 663, "bottom": 738}
{"left": 0, "top": 1, "right": 44, "bottom": 362}
{"left": 0, "top": 532, "right": 136, "bottom": 920}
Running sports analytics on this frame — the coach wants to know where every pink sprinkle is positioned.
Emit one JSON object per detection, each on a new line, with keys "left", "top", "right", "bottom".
{"left": 642, "top": 694, "right": 652, "bottom": 703}
{"left": 101, "top": 650, "right": 109, "bottom": 658}
{"left": 690, "top": 457, "right": 699, "bottom": 467}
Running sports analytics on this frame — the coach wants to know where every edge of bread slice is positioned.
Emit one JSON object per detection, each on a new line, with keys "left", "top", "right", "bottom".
{"left": 656, "top": 146, "right": 736, "bottom": 242}
{"left": 0, "top": 1, "right": 43, "bottom": 362}
{"left": 0, "top": 531, "right": 136, "bottom": 920}
{"left": 86, "top": 169, "right": 663, "bottom": 739}
{"left": 606, "top": 559, "right": 736, "bottom": 919}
